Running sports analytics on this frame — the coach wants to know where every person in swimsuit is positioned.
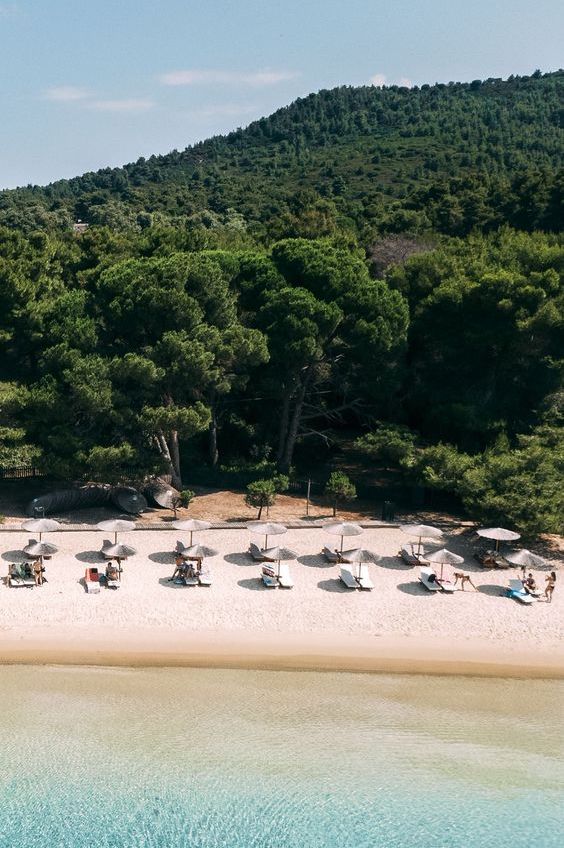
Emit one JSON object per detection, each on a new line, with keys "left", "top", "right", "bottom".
{"left": 544, "top": 571, "right": 556, "bottom": 603}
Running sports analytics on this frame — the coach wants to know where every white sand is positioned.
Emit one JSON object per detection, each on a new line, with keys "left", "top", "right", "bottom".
{"left": 1, "top": 526, "right": 562, "bottom": 675}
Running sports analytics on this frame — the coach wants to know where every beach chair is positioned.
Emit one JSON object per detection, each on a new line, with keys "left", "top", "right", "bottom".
{"left": 507, "top": 579, "right": 535, "bottom": 604}
{"left": 101, "top": 539, "right": 114, "bottom": 559}
{"left": 250, "top": 543, "right": 276, "bottom": 562}
{"left": 261, "top": 565, "right": 278, "bottom": 588}
{"left": 419, "top": 567, "right": 442, "bottom": 592}
{"left": 322, "top": 547, "right": 351, "bottom": 563}
{"left": 104, "top": 565, "right": 120, "bottom": 589}
{"left": 84, "top": 567, "right": 101, "bottom": 594}
{"left": 399, "top": 545, "right": 429, "bottom": 567}
{"left": 339, "top": 566, "right": 359, "bottom": 589}
{"left": 198, "top": 565, "right": 212, "bottom": 586}
{"left": 355, "top": 564, "right": 374, "bottom": 591}
{"left": 436, "top": 576, "right": 456, "bottom": 593}
{"left": 7, "top": 563, "right": 36, "bottom": 588}
{"left": 474, "top": 549, "right": 511, "bottom": 569}
{"left": 277, "top": 563, "right": 294, "bottom": 589}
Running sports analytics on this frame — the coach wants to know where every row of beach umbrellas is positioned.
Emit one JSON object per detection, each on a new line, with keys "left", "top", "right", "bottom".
{"left": 14, "top": 517, "right": 544, "bottom": 573}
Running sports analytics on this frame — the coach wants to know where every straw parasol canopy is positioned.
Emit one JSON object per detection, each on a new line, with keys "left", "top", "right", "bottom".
{"left": 400, "top": 524, "right": 443, "bottom": 555}
{"left": 247, "top": 521, "right": 287, "bottom": 549}
{"left": 21, "top": 518, "right": 61, "bottom": 541}
{"left": 103, "top": 543, "right": 137, "bottom": 559}
{"left": 262, "top": 546, "right": 297, "bottom": 577}
{"left": 172, "top": 519, "right": 212, "bottom": 546}
{"left": 505, "top": 549, "right": 549, "bottom": 570}
{"left": 181, "top": 543, "right": 218, "bottom": 560}
{"left": 426, "top": 547, "right": 464, "bottom": 579}
{"left": 477, "top": 527, "right": 520, "bottom": 552}
{"left": 341, "top": 547, "right": 381, "bottom": 578}
{"left": 22, "top": 541, "right": 58, "bottom": 560}
{"left": 324, "top": 521, "right": 363, "bottom": 552}
{"left": 96, "top": 519, "right": 136, "bottom": 544}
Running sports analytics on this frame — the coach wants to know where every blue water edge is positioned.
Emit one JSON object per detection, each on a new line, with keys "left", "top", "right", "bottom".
{"left": 0, "top": 667, "right": 562, "bottom": 848}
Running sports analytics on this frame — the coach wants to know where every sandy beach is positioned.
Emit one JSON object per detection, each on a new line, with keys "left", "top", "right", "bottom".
{"left": 1, "top": 524, "right": 563, "bottom": 677}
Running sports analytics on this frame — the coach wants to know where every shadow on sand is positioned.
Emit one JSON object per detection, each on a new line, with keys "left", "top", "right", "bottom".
{"left": 75, "top": 550, "right": 106, "bottom": 564}
{"left": 477, "top": 583, "right": 505, "bottom": 597}
{"left": 237, "top": 577, "right": 268, "bottom": 591}
{"left": 148, "top": 551, "right": 175, "bottom": 564}
{"left": 396, "top": 581, "right": 430, "bottom": 596}
{"left": 317, "top": 578, "right": 351, "bottom": 593}
{"left": 297, "top": 554, "right": 333, "bottom": 569}
{"left": 224, "top": 552, "right": 255, "bottom": 567}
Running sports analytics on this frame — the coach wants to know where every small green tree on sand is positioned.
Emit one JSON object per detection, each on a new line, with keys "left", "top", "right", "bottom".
{"left": 244, "top": 475, "right": 289, "bottom": 519}
{"left": 325, "top": 472, "right": 357, "bottom": 517}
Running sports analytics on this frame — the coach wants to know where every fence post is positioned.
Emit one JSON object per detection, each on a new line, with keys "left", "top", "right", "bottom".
{"left": 306, "top": 479, "right": 311, "bottom": 516}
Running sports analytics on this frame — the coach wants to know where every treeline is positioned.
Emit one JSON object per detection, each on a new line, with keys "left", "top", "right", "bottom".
{"left": 0, "top": 224, "right": 562, "bottom": 535}
{"left": 0, "top": 72, "right": 562, "bottom": 242}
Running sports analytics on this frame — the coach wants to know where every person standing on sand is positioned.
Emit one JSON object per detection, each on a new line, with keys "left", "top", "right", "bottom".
{"left": 544, "top": 571, "right": 556, "bottom": 603}
{"left": 32, "top": 559, "right": 44, "bottom": 586}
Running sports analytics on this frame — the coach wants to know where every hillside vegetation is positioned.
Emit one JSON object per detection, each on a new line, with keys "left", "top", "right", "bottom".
{"left": 0, "top": 72, "right": 562, "bottom": 535}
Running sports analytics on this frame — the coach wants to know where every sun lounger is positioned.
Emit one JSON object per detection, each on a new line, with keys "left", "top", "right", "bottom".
{"left": 7, "top": 563, "right": 36, "bottom": 588}
{"left": 250, "top": 543, "right": 276, "bottom": 562}
{"left": 277, "top": 563, "right": 294, "bottom": 589}
{"left": 399, "top": 545, "right": 429, "bottom": 567}
{"left": 101, "top": 539, "right": 114, "bottom": 558}
{"left": 322, "top": 546, "right": 351, "bottom": 563}
{"left": 84, "top": 567, "right": 101, "bottom": 593}
{"left": 198, "top": 566, "right": 212, "bottom": 586}
{"left": 437, "top": 577, "right": 456, "bottom": 593}
{"left": 262, "top": 564, "right": 278, "bottom": 587}
{"left": 419, "top": 567, "right": 443, "bottom": 592}
{"left": 355, "top": 564, "right": 373, "bottom": 590}
{"left": 339, "top": 566, "right": 359, "bottom": 589}
{"left": 474, "top": 549, "right": 511, "bottom": 568}
{"left": 507, "top": 579, "right": 536, "bottom": 604}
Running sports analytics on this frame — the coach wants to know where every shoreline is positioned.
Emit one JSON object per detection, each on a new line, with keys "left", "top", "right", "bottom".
{"left": 2, "top": 626, "right": 563, "bottom": 679}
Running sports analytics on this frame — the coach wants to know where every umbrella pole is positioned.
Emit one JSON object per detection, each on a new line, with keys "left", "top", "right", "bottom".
{"left": 264, "top": 534, "right": 268, "bottom": 550}
{"left": 277, "top": 559, "right": 280, "bottom": 578}
{"left": 440, "top": 563, "right": 444, "bottom": 580}
{"left": 495, "top": 539, "right": 500, "bottom": 553}
{"left": 114, "top": 531, "right": 118, "bottom": 544}
{"left": 340, "top": 536, "right": 344, "bottom": 552}
{"left": 190, "top": 531, "right": 193, "bottom": 546}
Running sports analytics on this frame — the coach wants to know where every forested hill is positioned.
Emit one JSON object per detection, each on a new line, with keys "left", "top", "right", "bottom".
{"left": 1, "top": 71, "right": 562, "bottom": 240}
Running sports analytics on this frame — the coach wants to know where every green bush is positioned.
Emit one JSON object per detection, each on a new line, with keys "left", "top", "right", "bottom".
{"left": 324, "top": 471, "right": 357, "bottom": 517}
{"left": 179, "top": 489, "right": 195, "bottom": 508}
{"left": 244, "top": 479, "right": 277, "bottom": 519}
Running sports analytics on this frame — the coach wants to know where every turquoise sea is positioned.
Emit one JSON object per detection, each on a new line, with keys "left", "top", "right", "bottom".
{"left": 0, "top": 666, "right": 562, "bottom": 848}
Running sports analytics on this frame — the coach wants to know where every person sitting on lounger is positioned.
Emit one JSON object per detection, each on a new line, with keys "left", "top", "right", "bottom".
{"left": 106, "top": 563, "right": 119, "bottom": 582}
{"left": 522, "top": 572, "right": 538, "bottom": 595}
{"left": 169, "top": 555, "right": 186, "bottom": 581}
{"left": 453, "top": 571, "right": 477, "bottom": 591}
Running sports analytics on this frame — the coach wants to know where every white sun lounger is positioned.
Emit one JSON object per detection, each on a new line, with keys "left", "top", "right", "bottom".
{"left": 419, "top": 567, "right": 442, "bottom": 592}
{"left": 262, "top": 565, "right": 278, "bottom": 588}
{"left": 340, "top": 566, "right": 359, "bottom": 589}
{"left": 437, "top": 576, "right": 456, "bottom": 593}
{"left": 507, "top": 579, "right": 536, "bottom": 604}
{"left": 322, "top": 546, "right": 351, "bottom": 563}
{"left": 355, "top": 564, "right": 374, "bottom": 590}
{"left": 250, "top": 543, "right": 275, "bottom": 562}
{"left": 277, "top": 563, "right": 294, "bottom": 589}
{"left": 198, "top": 566, "right": 212, "bottom": 586}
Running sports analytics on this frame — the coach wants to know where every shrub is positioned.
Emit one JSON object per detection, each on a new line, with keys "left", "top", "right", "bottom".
{"left": 179, "top": 489, "right": 195, "bottom": 508}
{"left": 324, "top": 471, "right": 357, "bottom": 517}
{"left": 244, "top": 479, "right": 277, "bottom": 519}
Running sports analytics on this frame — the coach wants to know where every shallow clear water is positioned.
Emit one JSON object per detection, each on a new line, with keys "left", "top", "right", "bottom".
{"left": 0, "top": 666, "right": 562, "bottom": 847}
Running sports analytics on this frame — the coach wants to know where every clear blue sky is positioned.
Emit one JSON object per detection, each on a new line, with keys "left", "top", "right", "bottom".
{"left": 1, "top": 0, "right": 562, "bottom": 189}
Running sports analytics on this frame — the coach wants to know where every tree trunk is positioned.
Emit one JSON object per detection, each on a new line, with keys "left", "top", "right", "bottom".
{"left": 257, "top": 504, "right": 263, "bottom": 519}
{"left": 167, "top": 430, "right": 182, "bottom": 490}
{"left": 280, "top": 369, "right": 313, "bottom": 472}
{"left": 208, "top": 408, "right": 219, "bottom": 468}
{"left": 276, "top": 390, "right": 291, "bottom": 465}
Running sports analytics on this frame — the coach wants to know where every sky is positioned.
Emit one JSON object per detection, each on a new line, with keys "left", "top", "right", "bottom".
{"left": 0, "top": 0, "right": 562, "bottom": 189}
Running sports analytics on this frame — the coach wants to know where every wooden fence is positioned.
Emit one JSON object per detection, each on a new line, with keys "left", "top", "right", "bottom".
{"left": 0, "top": 465, "right": 45, "bottom": 480}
